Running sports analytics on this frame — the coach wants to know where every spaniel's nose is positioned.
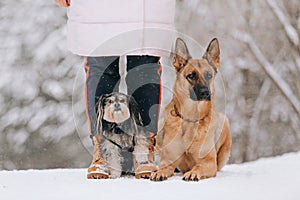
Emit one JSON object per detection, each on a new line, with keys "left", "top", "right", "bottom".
{"left": 114, "top": 103, "right": 121, "bottom": 111}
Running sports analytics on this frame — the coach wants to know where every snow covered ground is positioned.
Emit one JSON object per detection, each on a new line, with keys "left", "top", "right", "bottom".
{"left": 0, "top": 152, "right": 299, "bottom": 200}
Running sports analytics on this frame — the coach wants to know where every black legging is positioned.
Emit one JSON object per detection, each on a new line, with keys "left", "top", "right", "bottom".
{"left": 84, "top": 56, "right": 161, "bottom": 136}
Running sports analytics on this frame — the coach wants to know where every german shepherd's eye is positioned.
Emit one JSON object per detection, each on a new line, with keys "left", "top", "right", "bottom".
{"left": 186, "top": 72, "right": 197, "bottom": 80}
{"left": 205, "top": 71, "right": 212, "bottom": 80}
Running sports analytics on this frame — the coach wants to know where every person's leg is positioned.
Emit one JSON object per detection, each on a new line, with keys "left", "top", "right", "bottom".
{"left": 84, "top": 56, "right": 120, "bottom": 179}
{"left": 126, "top": 55, "right": 162, "bottom": 134}
{"left": 84, "top": 56, "right": 120, "bottom": 136}
{"left": 126, "top": 55, "right": 162, "bottom": 178}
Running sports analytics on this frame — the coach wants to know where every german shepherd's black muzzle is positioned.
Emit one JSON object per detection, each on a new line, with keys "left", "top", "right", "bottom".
{"left": 190, "top": 84, "right": 211, "bottom": 101}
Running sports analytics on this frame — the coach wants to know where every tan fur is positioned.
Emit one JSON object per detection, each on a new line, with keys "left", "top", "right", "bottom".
{"left": 151, "top": 38, "right": 231, "bottom": 181}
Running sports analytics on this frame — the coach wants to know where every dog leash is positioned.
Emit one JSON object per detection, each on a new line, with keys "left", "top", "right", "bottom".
{"left": 100, "top": 132, "right": 135, "bottom": 152}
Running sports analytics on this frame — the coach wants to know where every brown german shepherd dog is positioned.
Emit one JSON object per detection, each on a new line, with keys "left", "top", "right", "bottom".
{"left": 151, "top": 38, "right": 232, "bottom": 181}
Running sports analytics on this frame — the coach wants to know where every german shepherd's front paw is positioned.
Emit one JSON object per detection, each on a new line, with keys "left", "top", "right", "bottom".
{"left": 150, "top": 167, "right": 174, "bottom": 181}
{"left": 182, "top": 169, "right": 216, "bottom": 181}
{"left": 150, "top": 171, "right": 168, "bottom": 181}
{"left": 182, "top": 170, "right": 202, "bottom": 181}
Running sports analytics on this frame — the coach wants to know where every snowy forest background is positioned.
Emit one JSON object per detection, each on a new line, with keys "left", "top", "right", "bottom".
{"left": 0, "top": 0, "right": 299, "bottom": 170}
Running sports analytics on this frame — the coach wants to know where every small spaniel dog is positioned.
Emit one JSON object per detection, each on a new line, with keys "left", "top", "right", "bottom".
{"left": 93, "top": 92, "right": 156, "bottom": 178}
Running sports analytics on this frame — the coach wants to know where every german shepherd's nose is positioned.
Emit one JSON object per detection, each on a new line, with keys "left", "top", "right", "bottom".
{"left": 190, "top": 85, "right": 211, "bottom": 101}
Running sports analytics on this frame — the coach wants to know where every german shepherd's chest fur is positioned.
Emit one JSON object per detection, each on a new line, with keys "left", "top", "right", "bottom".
{"left": 163, "top": 101, "right": 223, "bottom": 157}
{"left": 151, "top": 38, "right": 231, "bottom": 181}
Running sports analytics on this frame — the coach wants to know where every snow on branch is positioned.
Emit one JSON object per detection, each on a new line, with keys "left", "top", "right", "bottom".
{"left": 233, "top": 30, "right": 300, "bottom": 116}
{"left": 266, "top": 0, "right": 299, "bottom": 47}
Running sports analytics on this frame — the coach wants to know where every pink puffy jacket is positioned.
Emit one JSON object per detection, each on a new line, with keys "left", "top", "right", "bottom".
{"left": 67, "top": 0, "right": 176, "bottom": 56}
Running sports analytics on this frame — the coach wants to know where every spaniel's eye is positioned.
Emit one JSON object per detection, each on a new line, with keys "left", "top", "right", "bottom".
{"left": 186, "top": 72, "right": 197, "bottom": 80}
{"left": 119, "top": 99, "right": 126, "bottom": 103}
{"left": 205, "top": 72, "right": 212, "bottom": 80}
{"left": 107, "top": 99, "right": 113, "bottom": 104}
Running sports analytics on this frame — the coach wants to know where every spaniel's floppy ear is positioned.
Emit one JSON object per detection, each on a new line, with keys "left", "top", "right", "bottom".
{"left": 128, "top": 96, "right": 143, "bottom": 127}
{"left": 95, "top": 94, "right": 108, "bottom": 135}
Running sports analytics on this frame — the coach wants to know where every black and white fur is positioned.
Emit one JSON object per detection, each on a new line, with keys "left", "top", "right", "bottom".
{"left": 95, "top": 92, "right": 152, "bottom": 178}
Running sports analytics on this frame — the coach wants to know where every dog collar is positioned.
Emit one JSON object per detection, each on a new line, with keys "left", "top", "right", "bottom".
{"left": 99, "top": 120, "right": 136, "bottom": 152}
{"left": 172, "top": 104, "right": 201, "bottom": 124}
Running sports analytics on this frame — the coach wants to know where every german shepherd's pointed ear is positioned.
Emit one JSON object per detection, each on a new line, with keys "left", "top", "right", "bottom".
{"left": 128, "top": 96, "right": 143, "bottom": 127}
{"left": 173, "top": 38, "right": 192, "bottom": 72}
{"left": 202, "top": 38, "right": 220, "bottom": 68}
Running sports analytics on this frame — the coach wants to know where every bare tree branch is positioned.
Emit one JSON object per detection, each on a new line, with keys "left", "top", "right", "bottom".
{"left": 266, "top": 0, "right": 299, "bottom": 48}
{"left": 233, "top": 30, "right": 300, "bottom": 117}
{"left": 247, "top": 79, "right": 271, "bottom": 161}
